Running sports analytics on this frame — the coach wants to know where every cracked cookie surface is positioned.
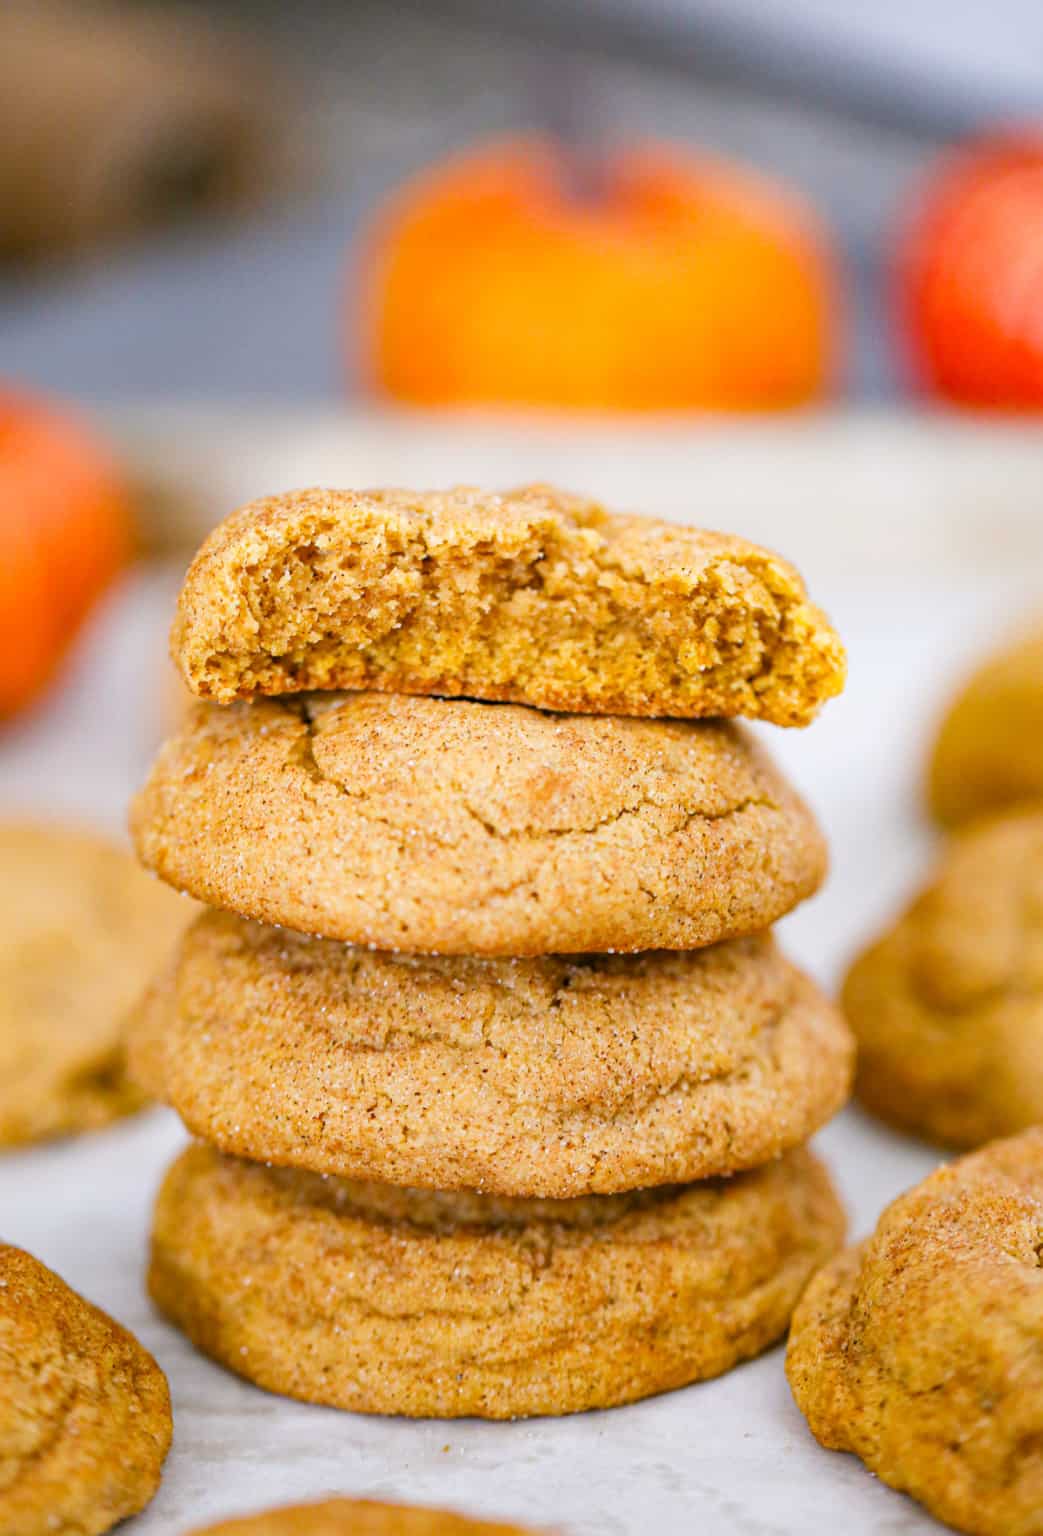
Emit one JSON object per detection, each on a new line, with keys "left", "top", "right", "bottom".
{"left": 149, "top": 1141, "right": 844, "bottom": 1419}
{"left": 787, "top": 1130, "right": 1043, "bottom": 1536}
{"left": 929, "top": 619, "right": 1043, "bottom": 825}
{"left": 189, "top": 1498, "right": 540, "bottom": 1535}
{"left": 130, "top": 692, "right": 826, "bottom": 955}
{"left": 0, "top": 821, "right": 190, "bottom": 1147}
{"left": 844, "top": 809, "right": 1043, "bottom": 1148}
{"left": 0, "top": 1243, "right": 171, "bottom": 1536}
{"left": 171, "top": 484, "right": 845, "bottom": 726}
{"left": 131, "top": 910, "right": 852, "bottom": 1196}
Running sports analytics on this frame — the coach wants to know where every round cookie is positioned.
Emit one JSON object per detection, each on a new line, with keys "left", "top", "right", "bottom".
{"left": 131, "top": 909, "right": 853, "bottom": 1197}
{"left": 149, "top": 1142, "right": 845, "bottom": 1419}
{"left": 189, "top": 1498, "right": 539, "bottom": 1535}
{"left": 130, "top": 692, "right": 826, "bottom": 956}
{"left": 0, "top": 820, "right": 190, "bottom": 1147}
{"left": 0, "top": 1243, "right": 171, "bottom": 1536}
{"left": 844, "top": 809, "right": 1043, "bottom": 1148}
{"left": 929, "top": 619, "right": 1043, "bottom": 825}
{"left": 787, "top": 1130, "right": 1043, "bottom": 1536}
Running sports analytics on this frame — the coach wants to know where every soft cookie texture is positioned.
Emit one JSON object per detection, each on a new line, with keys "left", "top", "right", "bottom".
{"left": 0, "top": 821, "right": 189, "bottom": 1147}
{"left": 787, "top": 1130, "right": 1043, "bottom": 1536}
{"left": 130, "top": 692, "right": 826, "bottom": 956}
{"left": 0, "top": 1243, "right": 171, "bottom": 1536}
{"left": 131, "top": 910, "right": 853, "bottom": 1197}
{"left": 150, "top": 1142, "right": 845, "bottom": 1419}
{"left": 844, "top": 809, "right": 1043, "bottom": 1148}
{"left": 929, "top": 619, "right": 1043, "bottom": 825}
{"left": 188, "top": 1499, "right": 539, "bottom": 1535}
{"left": 171, "top": 485, "right": 845, "bottom": 726}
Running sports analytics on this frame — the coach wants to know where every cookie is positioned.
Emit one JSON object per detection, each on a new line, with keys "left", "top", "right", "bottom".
{"left": 171, "top": 484, "right": 845, "bottom": 726}
{"left": 787, "top": 1130, "right": 1043, "bottom": 1536}
{"left": 130, "top": 693, "right": 826, "bottom": 956}
{"left": 149, "top": 1142, "right": 844, "bottom": 1419}
{"left": 843, "top": 809, "right": 1043, "bottom": 1148}
{"left": 0, "top": 1243, "right": 171, "bottom": 1536}
{"left": 929, "top": 619, "right": 1043, "bottom": 825}
{"left": 0, "top": 820, "right": 189, "bottom": 1147}
{"left": 131, "top": 909, "right": 853, "bottom": 1197}
{"left": 189, "top": 1498, "right": 539, "bottom": 1535}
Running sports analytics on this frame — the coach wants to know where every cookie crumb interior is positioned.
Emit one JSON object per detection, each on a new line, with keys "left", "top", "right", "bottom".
{"left": 172, "top": 485, "right": 845, "bottom": 727}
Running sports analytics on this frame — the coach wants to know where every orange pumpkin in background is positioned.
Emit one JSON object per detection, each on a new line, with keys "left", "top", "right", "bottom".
{"left": 899, "top": 133, "right": 1043, "bottom": 408}
{"left": 359, "top": 138, "right": 838, "bottom": 412}
{"left": 0, "top": 390, "right": 130, "bottom": 721}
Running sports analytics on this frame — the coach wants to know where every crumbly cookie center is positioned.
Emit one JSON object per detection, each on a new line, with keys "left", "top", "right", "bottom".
{"left": 177, "top": 507, "right": 843, "bottom": 724}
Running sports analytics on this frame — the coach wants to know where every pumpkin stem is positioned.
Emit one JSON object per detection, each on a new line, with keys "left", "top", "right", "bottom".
{"left": 532, "top": 52, "right": 606, "bottom": 203}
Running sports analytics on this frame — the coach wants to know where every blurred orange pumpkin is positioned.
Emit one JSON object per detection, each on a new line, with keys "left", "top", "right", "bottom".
{"left": 899, "top": 133, "right": 1043, "bottom": 408}
{"left": 0, "top": 390, "right": 130, "bottom": 721}
{"left": 359, "top": 138, "right": 838, "bottom": 411}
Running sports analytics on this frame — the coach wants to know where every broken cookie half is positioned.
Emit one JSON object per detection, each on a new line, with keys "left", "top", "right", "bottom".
{"left": 171, "top": 484, "right": 846, "bottom": 727}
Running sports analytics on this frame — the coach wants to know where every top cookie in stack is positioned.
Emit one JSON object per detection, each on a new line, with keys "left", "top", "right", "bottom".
{"left": 130, "top": 484, "right": 850, "bottom": 1420}
{"left": 170, "top": 484, "right": 843, "bottom": 724}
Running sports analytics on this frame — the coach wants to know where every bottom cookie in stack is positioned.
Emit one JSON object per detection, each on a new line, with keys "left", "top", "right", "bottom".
{"left": 134, "top": 912, "right": 850, "bottom": 1418}
{"left": 150, "top": 1142, "right": 843, "bottom": 1420}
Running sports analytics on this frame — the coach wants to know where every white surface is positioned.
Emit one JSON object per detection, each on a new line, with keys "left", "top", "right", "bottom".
{"left": 2, "top": 410, "right": 1043, "bottom": 1534}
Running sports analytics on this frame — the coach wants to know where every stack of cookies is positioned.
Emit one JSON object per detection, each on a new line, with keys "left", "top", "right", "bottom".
{"left": 129, "top": 484, "right": 852, "bottom": 1419}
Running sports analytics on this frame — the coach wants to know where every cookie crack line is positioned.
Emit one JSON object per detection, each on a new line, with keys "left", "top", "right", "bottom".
{"left": 290, "top": 697, "right": 779, "bottom": 845}
{"left": 456, "top": 790, "right": 779, "bottom": 845}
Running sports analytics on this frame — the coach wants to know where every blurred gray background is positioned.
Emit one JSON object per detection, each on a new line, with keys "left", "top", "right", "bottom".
{"left": 4, "top": 0, "right": 1043, "bottom": 402}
